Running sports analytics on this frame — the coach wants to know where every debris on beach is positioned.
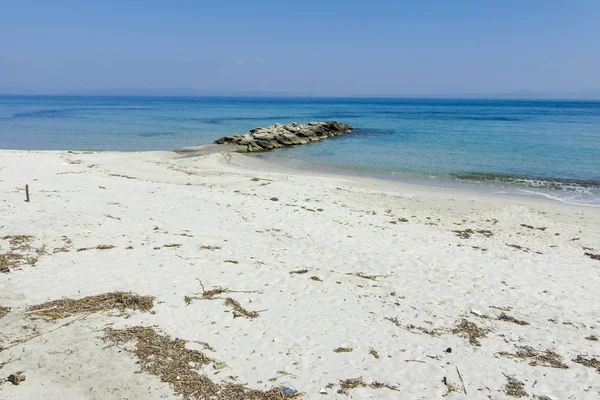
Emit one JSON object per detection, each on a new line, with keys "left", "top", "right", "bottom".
{"left": 584, "top": 252, "right": 600, "bottom": 261}
{"left": 336, "top": 377, "right": 398, "bottom": 395}
{"left": 497, "top": 312, "right": 529, "bottom": 326}
{"left": 385, "top": 317, "right": 443, "bottom": 337}
{"left": 502, "top": 373, "right": 528, "bottom": 397}
{"left": 451, "top": 319, "right": 490, "bottom": 346}
{"left": 7, "top": 371, "right": 26, "bottom": 385}
{"left": 289, "top": 269, "right": 309, "bottom": 275}
{"left": 349, "top": 272, "right": 379, "bottom": 280}
{"left": 451, "top": 229, "right": 493, "bottom": 239}
{"left": 520, "top": 224, "right": 547, "bottom": 231}
{"left": 572, "top": 355, "right": 600, "bottom": 373}
{"left": 0, "top": 306, "right": 9, "bottom": 318}
{"left": 27, "top": 292, "right": 154, "bottom": 318}
{"left": 333, "top": 347, "right": 353, "bottom": 353}
{"left": 225, "top": 298, "right": 259, "bottom": 319}
{"left": 103, "top": 327, "right": 294, "bottom": 399}
{"left": 76, "top": 244, "right": 115, "bottom": 252}
{"left": 498, "top": 346, "right": 568, "bottom": 369}
{"left": 442, "top": 376, "right": 458, "bottom": 392}
{"left": 199, "top": 245, "right": 221, "bottom": 251}
{"left": 0, "top": 235, "right": 43, "bottom": 272}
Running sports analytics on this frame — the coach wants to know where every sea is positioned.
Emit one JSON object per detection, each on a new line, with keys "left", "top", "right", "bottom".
{"left": 1, "top": 95, "right": 599, "bottom": 206}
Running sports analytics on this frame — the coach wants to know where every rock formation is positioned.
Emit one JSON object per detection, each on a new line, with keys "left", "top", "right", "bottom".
{"left": 213, "top": 121, "right": 353, "bottom": 152}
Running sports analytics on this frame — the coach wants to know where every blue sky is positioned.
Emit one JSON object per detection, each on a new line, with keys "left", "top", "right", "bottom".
{"left": 1, "top": 0, "right": 599, "bottom": 96}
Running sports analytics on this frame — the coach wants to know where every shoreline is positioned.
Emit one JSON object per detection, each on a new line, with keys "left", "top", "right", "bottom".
{"left": 3, "top": 146, "right": 598, "bottom": 209}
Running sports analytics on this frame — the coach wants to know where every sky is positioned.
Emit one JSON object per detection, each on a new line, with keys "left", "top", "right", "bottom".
{"left": 1, "top": 0, "right": 600, "bottom": 97}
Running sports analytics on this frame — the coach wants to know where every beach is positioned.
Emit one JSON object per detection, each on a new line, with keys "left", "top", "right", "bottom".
{"left": 1, "top": 148, "right": 599, "bottom": 399}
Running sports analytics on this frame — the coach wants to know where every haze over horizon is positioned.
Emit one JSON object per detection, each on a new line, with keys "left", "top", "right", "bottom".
{"left": 2, "top": 1, "right": 600, "bottom": 98}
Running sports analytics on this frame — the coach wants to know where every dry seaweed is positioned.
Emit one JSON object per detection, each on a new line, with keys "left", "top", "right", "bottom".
{"left": 572, "top": 355, "right": 600, "bottom": 373}
{"left": 1, "top": 235, "right": 40, "bottom": 272}
{"left": 289, "top": 269, "right": 309, "bottom": 275}
{"left": 224, "top": 298, "right": 259, "bottom": 319}
{"left": 506, "top": 244, "right": 530, "bottom": 252}
{"left": 351, "top": 272, "right": 378, "bottom": 281}
{"left": 385, "top": 317, "right": 443, "bottom": 336}
{"left": 199, "top": 245, "right": 221, "bottom": 250}
{"left": 334, "top": 347, "right": 353, "bottom": 353}
{"left": 520, "top": 224, "right": 546, "bottom": 231}
{"left": 2, "top": 235, "right": 33, "bottom": 251}
{"left": 336, "top": 378, "right": 397, "bottom": 394}
{"left": 451, "top": 319, "right": 490, "bottom": 346}
{"left": 452, "top": 229, "right": 493, "bottom": 239}
{"left": 369, "top": 349, "right": 380, "bottom": 359}
{"left": 203, "top": 287, "right": 229, "bottom": 299}
{"left": 309, "top": 276, "right": 322, "bottom": 282}
{"left": 497, "top": 312, "right": 529, "bottom": 326}
{"left": 27, "top": 292, "right": 154, "bottom": 318}
{"left": 502, "top": 374, "right": 528, "bottom": 397}
{"left": 0, "top": 306, "right": 9, "bottom": 318}
{"left": 585, "top": 252, "right": 600, "bottom": 261}
{"left": 490, "top": 305, "right": 513, "bottom": 312}
{"left": 186, "top": 281, "right": 261, "bottom": 304}
{"left": 585, "top": 335, "right": 598, "bottom": 341}
{"left": 498, "top": 346, "right": 568, "bottom": 369}
{"left": 77, "top": 244, "right": 115, "bottom": 252}
{"left": 163, "top": 243, "right": 182, "bottom": 248}
{"left": 104, "top": 327, "right": 293, "bottom": 399}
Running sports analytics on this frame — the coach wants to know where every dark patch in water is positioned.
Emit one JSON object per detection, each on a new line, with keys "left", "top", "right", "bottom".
{"left": 311, "top": 113, "right": 361, "bottom": 119}
{"left": 190, "top": 116, "right": 297, "bottom": 125}
{"left": 139, "top": 132, "right": 176, "bottom": 137}
{"left": 14, "top": 107, "right": 152, "bottom": 118}
{"left": 351, "top": 128, "right": 394, "bottom": 137}
{"left": 373, "top": 111, "right": 523, "bottom": 122}
{"left": 14, "top": 109, "right": 77, "bottom": 118}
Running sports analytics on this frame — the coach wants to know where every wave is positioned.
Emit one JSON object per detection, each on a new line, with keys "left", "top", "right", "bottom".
{"left": 453, "top": 172, "right": 600, "bottom": 206}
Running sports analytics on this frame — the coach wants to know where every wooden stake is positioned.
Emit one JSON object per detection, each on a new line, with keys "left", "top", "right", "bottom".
{"left": 456, "top": 366, "right": 467, "bottom": 395}
{"left": 25, "top": 184, "right": 30, "bottom": 202}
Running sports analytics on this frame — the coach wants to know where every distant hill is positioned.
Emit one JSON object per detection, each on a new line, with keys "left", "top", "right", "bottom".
{"left": 1, "top": 87, "right": 599, "bottom": 100}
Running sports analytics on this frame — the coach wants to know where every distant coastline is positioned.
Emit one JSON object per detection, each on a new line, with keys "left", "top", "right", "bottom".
{"left": 2, "top": 89, "right": 600, "bottom": 101}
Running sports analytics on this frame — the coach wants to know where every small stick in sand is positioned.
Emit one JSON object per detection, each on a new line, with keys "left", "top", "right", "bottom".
{"left": 0, "top": 312, "right": 92, "bottom": 352}
{"left": 456, "top": 366, "right": 467, "bottom": 394}
{"left": 24, "top": 306, "right": 58, "bottom": 314}
{"left": 25, "top": 184, "right": 30, "bottom": 202}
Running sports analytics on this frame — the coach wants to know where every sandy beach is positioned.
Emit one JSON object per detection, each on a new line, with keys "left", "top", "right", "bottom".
{"left": 1, "top": 148, "right": 599, "bottom": 399}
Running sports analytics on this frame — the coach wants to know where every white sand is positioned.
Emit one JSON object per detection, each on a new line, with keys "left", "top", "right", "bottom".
{"left": 1, "top": 149, "right": 599, "bottom": 399}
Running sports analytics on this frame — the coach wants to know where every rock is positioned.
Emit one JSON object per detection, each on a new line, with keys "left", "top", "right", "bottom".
{"left": 8, "top": 371, "right": 26, "bottom": 385}
{"left": 443, "top": 377, "right": 458, "bottom": 392}
{"left": 213, "top": 121, "right": 353, "bottom": 152}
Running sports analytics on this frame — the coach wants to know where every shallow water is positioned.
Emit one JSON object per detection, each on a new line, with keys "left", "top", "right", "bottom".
{"left": 1, "top": 96, "right": 599, "bottom": 205}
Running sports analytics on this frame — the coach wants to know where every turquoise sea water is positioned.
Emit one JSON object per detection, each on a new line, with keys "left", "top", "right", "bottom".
{"left": 1, "top": 96, "right": 599, "bottom": 205}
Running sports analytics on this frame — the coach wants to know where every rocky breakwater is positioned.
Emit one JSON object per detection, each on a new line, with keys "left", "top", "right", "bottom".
{"left": 213, "top": 121, "right": 353, "bottom": 152}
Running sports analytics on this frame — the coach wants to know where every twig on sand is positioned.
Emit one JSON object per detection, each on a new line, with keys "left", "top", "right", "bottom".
{"left": 0, "top": 312, "right": 93, "bottom": 352}
{"left": 404, "top": 359, "right": 426, "bottom": 363}
{"left": 24, "top": 306, "right": 57, "bottom": 314}
{"left": 456, "top": 366, "right": 467, "bottom": 394}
